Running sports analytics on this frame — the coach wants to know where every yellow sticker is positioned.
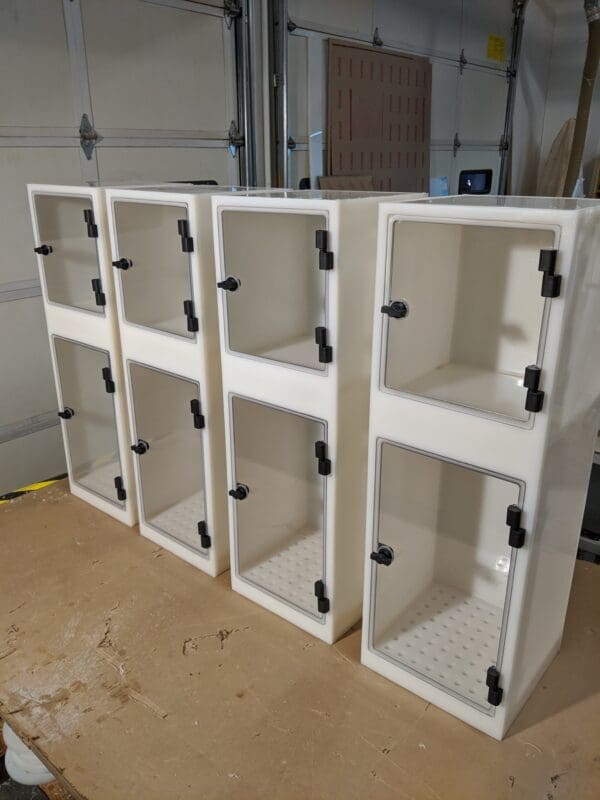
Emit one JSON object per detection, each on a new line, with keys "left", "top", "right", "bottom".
{"left": 487, "top": 34, "right": 506, "bottom": 62}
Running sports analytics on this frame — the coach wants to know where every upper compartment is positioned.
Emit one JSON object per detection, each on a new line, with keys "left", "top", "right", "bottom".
{"left": 381, "top": 219, "right": 557, "bottom": 424}
{"left": 33, "top": 193, "right": 103, "bottom": 314}
{"left": 218, "top": 209, "right": 330, "bottom": 371}
{"left": 111, "top": 200, "right": 197, "bottom": 339}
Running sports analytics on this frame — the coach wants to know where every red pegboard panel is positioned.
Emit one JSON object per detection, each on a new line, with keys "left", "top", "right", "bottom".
{"left": 327, "top": 40, "right": 431, "bottom": 193}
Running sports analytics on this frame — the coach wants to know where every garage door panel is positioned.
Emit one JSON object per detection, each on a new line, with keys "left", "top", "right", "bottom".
{"left": 0, "top": 426, "right": 65, "bottom": 496}
{"left": 458, "top": 69, "right": 507, "bottom": 145}
{"left": 0, "top": 297, "right": 58, "bottom": 422}
{"left": 453, "top": 148, "right": 501, "bottom": 194}
{"left": 375, "top": 0, "right": 462, "bottom": 59}
{"left": 462, "top": 0, "right": 512, "bottom": 68}
{"left": 289, "top": 35, "right": 309, "bottom": 141}
{"left": 0, "top": 148, "right": 83, "bottom": 283}
{"left": 96, "top": 147, "right": 235, "bottom": 184}
{"left": 0, "top": 0, "right": 74, "bottom": 128}
{"left": 429, "top": 150, "right": 453, "bottom": 193}
{"left": 431, "top": 62, "right": 459, "bottom": 144}
{"left": 82, "top": 0, "right": 232, "bottom": 133}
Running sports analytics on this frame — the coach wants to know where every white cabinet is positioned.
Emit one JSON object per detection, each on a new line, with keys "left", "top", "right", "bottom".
{"left": 106, "top": 186, "right": 231, "bottom": 575}
{"left": 362, "top": 196, "right": 600, "bottom": 738}
{"left": 28, "top": 184, "right": 136, "bottom": 524}
{"left": 213, "top": 189, "right": 424, "bottom": 643}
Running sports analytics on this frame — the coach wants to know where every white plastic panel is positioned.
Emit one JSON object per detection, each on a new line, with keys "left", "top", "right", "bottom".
{"left": 112, "top": 200, "right": 194, "bottom": 339}
{"left": 81, "top": 0, "right": 230, "bottom": 133}
{"left": 383, "top": 220, "right": 554, "bottom": 422}
{"left": 129, "top": 363, "right": 208, "bottom": 556}
{"left": 370, "top": 441, "right": 520, "bottom": 712}
{"left": 33, "top": 193, "right": 101, "bottom": 313}
{"left": 53, "top": 337, "right": 124, "bottom": 507}
{"left": 231, "top": 396, "right": 327, "bottom": 619}
{"left": 220, "top": 210, "right": 328, "bottom": 370}
{"left": 0, "top": 0, "right": 74, "bottom": 128}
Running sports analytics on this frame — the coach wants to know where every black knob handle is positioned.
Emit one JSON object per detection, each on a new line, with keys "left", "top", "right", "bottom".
{"left": 370, "top": 545, "right": 394, "bottom": 566}
{"left": 218, "top": 276, "right": 240, "bottom": 292}
{"left": 381, "top": 300, "right": 409, "bottom": 319}
{"left": 34, "top": 244, "right": 53, "bottom": 256}
{"left": 112, "top": 257, "right": 133, "bottom": 270}
{"left": 229, "top": 483, "right": 249, "bottom": 500}
{"left": 131, "top": 439, "right": 149, "bottom": 455}
{"left": 57, "top": 407, "right": 74, "bottom": 420}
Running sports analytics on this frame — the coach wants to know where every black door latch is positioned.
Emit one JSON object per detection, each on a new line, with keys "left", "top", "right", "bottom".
{"left": 229, "top": 484, "right": 249, "bottom": 500}
{"left": 218, "top": 276, "right": 240, "bottom": 291}
{"left": 370, "top": 544, "right": 394, "bottom": 566}
{"left": 58, "top": 407, "right": 74, "bottom": 420}
{"left": 381, "top": 300, "right": 409, "bottom": 319}
{"left": 34, "top": 244, "right": 53, "bottom": 256}
{"left": 112, "top": 257, "right": 132, "bottom": 270}
{"left": 131, "top": 439, "right": 149, "bottom": 455}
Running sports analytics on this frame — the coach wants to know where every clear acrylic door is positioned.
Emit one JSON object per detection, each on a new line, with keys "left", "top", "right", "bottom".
{"left": 53, "top": 337, "right": 123, "bottom": 505}
{"left": 129, "top": 363, "right": 208, "bottom": 555}
{"left": 370, "top": 442, "right": 520, "bottom": 712}
{"left": 33, "top": 194, "right": 101, "bottom": 313}
{"left": 383, "top": 221, "right": 554, "bottom": 422}
{"left": 221, "top": 211, "right": 328, "bottom": 370}
{"left": 112, "top": 201, "right": 195, "bottom": 338}
{"left": 231, "top": 396, "right": 327, "bottom": 617}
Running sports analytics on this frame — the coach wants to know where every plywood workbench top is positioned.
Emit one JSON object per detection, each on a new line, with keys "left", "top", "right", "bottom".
{"left": 0, "top": 482, "right": 599, "bottom": 800}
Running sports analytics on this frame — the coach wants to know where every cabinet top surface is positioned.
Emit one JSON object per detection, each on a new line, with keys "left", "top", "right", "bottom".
{"left": 418, "top": 195, "right": 600, "bottom": 211}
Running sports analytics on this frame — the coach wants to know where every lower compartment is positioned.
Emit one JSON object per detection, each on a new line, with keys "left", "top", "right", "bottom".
{"left": 367, "top": 440, "right": 522, "bottom": 713}
{"left": 230, "top": 395, "right": 328, "bottom": 621}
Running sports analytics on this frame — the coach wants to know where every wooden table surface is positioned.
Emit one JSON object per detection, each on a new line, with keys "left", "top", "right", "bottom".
{"left": 1, "top": 481, "right": 599, "bottom": 800}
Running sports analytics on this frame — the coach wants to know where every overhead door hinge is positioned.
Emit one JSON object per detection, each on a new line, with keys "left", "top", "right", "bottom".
{"left": 315, "top": 326, "right": 332, "bottom": 364}
{"left": 314, "top": 580, "right": 330, "bottom": 614}
{"left": 315, "top": 440, "right": 331, "bottom": 475}
{"left": 177, "top": 219, "right": 194, "bottom": 253}
{"left": 183, "top": 300, "right": 199, "bottom": 333}
{"left": 228, "top": 120, "right": 245, "bottom": 158}
{"left": 91, "top": 278, "right": 106, "bottom": 306}
{"left": 114, "top": 476, "right": 127, "bottom": 502}
{"left": 79, "top": 113, "right": 102, "bottom": 160}
{"left": 486, "top": 666, "right": 503, "bottom": 706}
{"left": 453, "top": 133, "right": 462, "bottom": 157}
{"left": 190, "top": 398, "right": 205, "bottom": 429}
{"left": 523, "top": 364, "right": 544, "bottom": 413}
{"left": 102, "top": 366, "right": 115, "bottom": 393}
{"left": 372, "top": 27, "right": 383, "bottom": 47}
{"left": 198, "top": 520, "right": 211, "bottom": 549}
{"left": 224, "top": 0, "right": 241, "bottom": 29}
{"left": 506, "top": 504, "right": 526, "bottom": 549}
{"left": 538, "top": 249, "right": 562, "bottom": 298}
{"left": 83, "top": 208, "right": 98, "bottom": 238}
{"left": 459, "top": 48, "right": 468, "bottom": 74}
{"left": 315, "top": 230, "right": 333, "bottom": 270}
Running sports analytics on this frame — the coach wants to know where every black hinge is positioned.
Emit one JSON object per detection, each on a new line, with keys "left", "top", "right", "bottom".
{"left": 102, "top": 366, "right": 115, "bottom": 393}
{"left": 538, "top": 249, "right": 561, "bottom": 298}
{"left": 315, "top": 440, "right": 331, "bottom": 475}
{"left": 486, "top": 665, "right": 503, "bottom": 706}
{"left": 523, "top": 364, "right": 544, "bottom": 412}
{"left": 315, "top": 229, "right": 333, "bottom": 270}
{"left": 315, "top": 326, "right": 332, "bottom": 363}
{"left": 183, "top": 300, "right": 199, "bottom": 333}
{"left": 91, "top": 278, "right": 106, "bottom": 306}
{"left": 314, "top": 579, "right": 330, "bottom": 614}
{"left": 83, "top": 208, "right": 98, "bottom": 238}
{"left": 506, "top": 504, "right": 526, "bottom": 549}
{"left": 198, "top": 521, "right": 211, "bottom": 549}
{"left": 177, "top": 219, "right": 194, "bottom": 253}
{"left": 190, "top": 398, "right": 205, "bottom": 429}
{"left": 114, "top": 476, "right": 127, "bottom": 502}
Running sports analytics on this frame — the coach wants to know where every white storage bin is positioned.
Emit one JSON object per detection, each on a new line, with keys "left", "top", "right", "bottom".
{"left": 28, "top": 184, "right": 136, "bottom": 524}
{"left": 106, "top": 186, "right": 234, "bottom": 575}
{"left": 213, "top": 190, "right": 424, "bottom": 642}
{"left": 362, "top": 196, "right": 600, "bottom": 738}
